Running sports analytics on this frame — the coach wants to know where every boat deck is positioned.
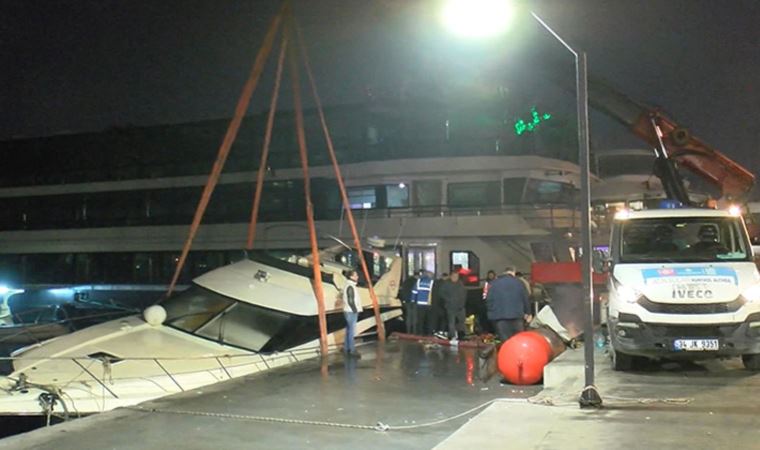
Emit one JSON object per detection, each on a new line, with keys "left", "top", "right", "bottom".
{"left": 0, "top": 337, "right": 540, "bottom": 449}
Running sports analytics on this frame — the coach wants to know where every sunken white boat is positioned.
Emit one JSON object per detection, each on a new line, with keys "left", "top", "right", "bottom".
{"left": 0, "top": 247, "right": 402, "bottom": 417}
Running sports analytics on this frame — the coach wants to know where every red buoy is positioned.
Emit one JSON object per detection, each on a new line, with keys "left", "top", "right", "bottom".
{"left": 497, "top": 331, "right": 553, "bottom": 385}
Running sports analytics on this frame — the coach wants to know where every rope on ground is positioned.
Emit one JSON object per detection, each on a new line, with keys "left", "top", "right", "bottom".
{"left": 602, "top": 395, "right": 693, "bottom": 405}
{"left": 126, "top": 398, "right": 524, "bottom": 432}
{"left": 528, "top": 392, "right": 693, "bottom": 408}
{"left": 386, "top": 399, "right": 523, "bottom": 430}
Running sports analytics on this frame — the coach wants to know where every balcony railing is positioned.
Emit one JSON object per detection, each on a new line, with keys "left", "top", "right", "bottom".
{"left": 0, "top": 202, "right": 581, "bottom": 232}
{"left": 346, "top": 203, "right": 579, "bottom": 231}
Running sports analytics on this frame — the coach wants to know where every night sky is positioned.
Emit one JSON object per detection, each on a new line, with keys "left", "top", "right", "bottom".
{"left": 1, "top": 0, "right": 758, "bottom": 170}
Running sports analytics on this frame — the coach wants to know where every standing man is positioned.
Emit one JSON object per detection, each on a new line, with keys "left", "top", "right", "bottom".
{"left": 343, "top": 270, "right": 363, "bottom": 358}
{"left": 486, "top": 266, "right": 532, "bottom": 342}
{"left": 399, "top": 270, "right": 419, "bottom": 334}
{"left": 411, "top": 270, "right": 434, "bottom": 335}
{"left": 440, "top": 271, "right": 467, "bottom": 344}
{"left": 430, "top": 272, "right": 449, "bottom": 337}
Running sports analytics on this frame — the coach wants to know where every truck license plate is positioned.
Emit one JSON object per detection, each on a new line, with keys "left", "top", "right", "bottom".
{"left": 673, "top": 339, "right": 719, "bottom": 351}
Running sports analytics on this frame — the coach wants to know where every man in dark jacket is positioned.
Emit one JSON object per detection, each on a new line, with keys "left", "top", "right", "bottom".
{"left": 399, "top": 271, "right": 419, "bottom": 334}
{"left": 439, "top": 271, "right": 467, "bottom": 343}
{"left": 486, "top": 266, "right": 532, "bottom": 341}
{"left": 430, "top": 272, "right": 448, "bottom": 336}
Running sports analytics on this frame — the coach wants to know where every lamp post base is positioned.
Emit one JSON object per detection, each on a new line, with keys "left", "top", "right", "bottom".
{"left": 579, "top": 385, "right": 603, "bottom": 409}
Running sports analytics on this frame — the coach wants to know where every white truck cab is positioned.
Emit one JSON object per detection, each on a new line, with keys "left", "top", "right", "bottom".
{"left": 606, "top": 207, "right": 760, "bottom": 371}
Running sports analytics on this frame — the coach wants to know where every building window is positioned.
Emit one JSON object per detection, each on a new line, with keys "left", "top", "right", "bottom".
{"left": 523, "top": 179, "right": 577, "bottom": 204}
{"left": 447, "top": 181, "right": 500, "bottom": 207}
{"left": 503, "top": 178, "right": 527, "bottom": 204}
{"left": 386, "top": 184, "right": 409, "bottom": 208}
{"left": 413, "top": 180, "right": 442, "bottom": 207}
{"left": 348, "top": 187, "right": 377, "bottom": 209}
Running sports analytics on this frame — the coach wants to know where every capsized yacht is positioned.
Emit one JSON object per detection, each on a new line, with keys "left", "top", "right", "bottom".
{"left": 0, "top": 245, "right": 402, "bottom": 417}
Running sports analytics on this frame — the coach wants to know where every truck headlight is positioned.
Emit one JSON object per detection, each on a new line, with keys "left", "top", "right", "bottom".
{"left": 617, "top": 284, "right": 641, "bottom": 304}
{"left": 743, "top": 284, "right": 760, "bottom": 303}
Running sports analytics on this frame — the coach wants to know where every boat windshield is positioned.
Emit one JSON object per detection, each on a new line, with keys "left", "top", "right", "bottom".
{"left": 160, "top": 285, "right": 344, "bottom": 353}
{"left": 161, "top": 285, "right": 233, "bottom": 331}
{"left": 619, "top": 216, "right": 752, "bottom": 263}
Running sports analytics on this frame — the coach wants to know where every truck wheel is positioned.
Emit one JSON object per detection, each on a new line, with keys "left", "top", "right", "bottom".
{"left": 742, "top": 354, "right": 760, "bottom": 371}
{"left": 610, "top": 347, "right": 637, "bottom": 371}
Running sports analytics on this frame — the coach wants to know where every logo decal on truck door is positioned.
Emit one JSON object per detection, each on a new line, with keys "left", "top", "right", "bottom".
{"left": 642, "top": 267, "right": 738, "bottom": 286}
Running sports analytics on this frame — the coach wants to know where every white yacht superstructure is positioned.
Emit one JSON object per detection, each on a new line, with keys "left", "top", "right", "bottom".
{"left": 0, "top": 250, "right": 402, "bottom": 416}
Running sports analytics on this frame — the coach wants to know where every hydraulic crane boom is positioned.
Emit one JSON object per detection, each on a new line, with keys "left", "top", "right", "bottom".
{"left": 585, "top": 78, "right": 755, "bottom": 201}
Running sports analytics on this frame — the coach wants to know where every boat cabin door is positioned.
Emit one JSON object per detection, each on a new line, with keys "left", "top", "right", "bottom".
{"left": 405, "top": 245, "right": 437, "bottom": 278}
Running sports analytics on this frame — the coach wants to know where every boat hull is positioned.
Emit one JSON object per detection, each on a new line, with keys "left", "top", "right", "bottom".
{"left": 0, "top": 310, "right": 401, "bottom": 416}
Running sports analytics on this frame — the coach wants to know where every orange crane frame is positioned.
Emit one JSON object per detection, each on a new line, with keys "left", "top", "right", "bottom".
{"left": 166, "top": 3, "right": 386, "bottom": 357}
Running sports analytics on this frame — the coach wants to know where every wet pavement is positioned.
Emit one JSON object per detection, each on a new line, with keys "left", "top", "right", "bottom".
{"left": 438, "top": 348, "right": 760, "bottom": 449}
{"left": 0, "top": 337, "right": 540, "bottom": 450}
{"left": 5, "top": 339, "right": 760, "bottom": 449}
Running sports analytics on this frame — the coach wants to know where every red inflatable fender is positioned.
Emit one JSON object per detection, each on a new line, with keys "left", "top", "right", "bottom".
{"left": 497, "top": 331, "right": 553, "bottom": 385}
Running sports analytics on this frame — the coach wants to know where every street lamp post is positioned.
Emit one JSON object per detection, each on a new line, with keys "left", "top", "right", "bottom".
{"left": 440, "top": 0, "right": 603, "bottom": 408}
{"left": 529, "top": 12, "right": 602, "bottom": 408}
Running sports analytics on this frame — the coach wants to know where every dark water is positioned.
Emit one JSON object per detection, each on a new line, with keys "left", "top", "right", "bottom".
{"left": 0, "top": 416, "right": 52, "bottom": 439}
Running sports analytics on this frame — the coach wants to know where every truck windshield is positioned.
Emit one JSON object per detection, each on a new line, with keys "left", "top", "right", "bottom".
{"left": 619, "top": 217, "right": 752, "bottom": 263}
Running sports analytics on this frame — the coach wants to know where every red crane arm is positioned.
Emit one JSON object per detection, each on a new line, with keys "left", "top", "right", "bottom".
{"left": 628, "top": 110, "right": 755, "bottom": 198}
{"left": 586, "top": 76, "right": 755, "bottom": 199}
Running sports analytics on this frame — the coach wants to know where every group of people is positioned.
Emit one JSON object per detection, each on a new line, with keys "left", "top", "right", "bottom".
{"left": 400, "top": 270, "right": 469, "bottom": 343}
{"left": 342, "top": 265, "right": 536, "bottom": 358}
{"left": 401, "top": 266, "right": 533, "bottom": 344}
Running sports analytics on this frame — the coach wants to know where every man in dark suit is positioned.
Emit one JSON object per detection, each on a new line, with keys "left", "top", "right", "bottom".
{"left": 485, "top": 266, "right": 532, "bottom": 342}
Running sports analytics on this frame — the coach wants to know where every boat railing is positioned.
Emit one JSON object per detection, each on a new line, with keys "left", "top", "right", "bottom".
{"left": 0, "top": 342, "right": 337, "bottom": 402}
{"left": 347, "top": 203, "right": 579, "bottom": 229}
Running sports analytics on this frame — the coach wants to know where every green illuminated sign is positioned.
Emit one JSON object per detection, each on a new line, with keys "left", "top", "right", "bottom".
{"left": 514, "top": 107, "right": 552, "bottom": 136}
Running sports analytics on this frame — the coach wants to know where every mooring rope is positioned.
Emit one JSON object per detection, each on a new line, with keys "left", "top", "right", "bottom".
{"left": 126, "top": 398, "right": 525, "bottom": 432}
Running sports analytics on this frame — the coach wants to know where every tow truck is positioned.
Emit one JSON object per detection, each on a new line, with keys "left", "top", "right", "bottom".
{"left": 607, "top": 207, "right": 760, "bottom": 370}
{"left": 582, "top": 76, "right": 760, "bottom": 370}
{"left": 531, "top": 71, "right": 759, "bottom": 371}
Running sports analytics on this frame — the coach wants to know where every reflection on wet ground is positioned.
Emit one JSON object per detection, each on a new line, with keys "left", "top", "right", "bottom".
{"left": 2, "top": 338, "right": 542, "bottom": 450}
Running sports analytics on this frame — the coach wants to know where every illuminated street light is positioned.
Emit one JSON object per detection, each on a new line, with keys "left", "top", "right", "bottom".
{"left": 440, "top": 0, "right": 603, "bottom": 408}
{"left": 440, "top": 0, "right": 515, "bottom": 39}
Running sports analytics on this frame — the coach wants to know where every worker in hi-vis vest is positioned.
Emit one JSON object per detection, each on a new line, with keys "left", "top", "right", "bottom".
{"left": 411, "top": 271, "right": 434, "bottom": 335}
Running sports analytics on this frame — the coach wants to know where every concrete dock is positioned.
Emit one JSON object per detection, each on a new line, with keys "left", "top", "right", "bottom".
{"left": 0, "top": 338, "right": 538, "bottom": 449}
{"left": 3, "top": 339, "right": 760, "bottom": 449}
{"left": 437, "top": 348, "right": 760, "bottom": 449}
